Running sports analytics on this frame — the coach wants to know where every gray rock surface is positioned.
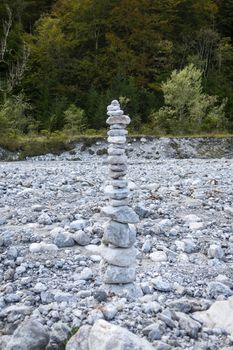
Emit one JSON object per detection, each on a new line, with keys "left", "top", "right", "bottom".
{"left": 5, "top": 319, "right": 49, "bottom": 350}
{"left": 67, "top": 319, "right": 155, "bottom": 350}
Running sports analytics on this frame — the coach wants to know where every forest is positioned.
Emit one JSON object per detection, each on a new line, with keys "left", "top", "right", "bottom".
{"left": 0, "top": 0, "right": 233, "bottom": 143}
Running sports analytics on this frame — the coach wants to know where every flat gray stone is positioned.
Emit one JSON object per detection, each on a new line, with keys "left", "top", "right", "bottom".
{"left": 103, "top": 264, "right": 136, "bottom": 284}
{"left": 109, "top": 170, "right": 127, "bottom": 179}
{"left": 107, "top": 110, "right": 124, "bottom": 117}
{"left": 108, "top": 148, "right": 125, "bottom": 156}
{"left": 109, "top": 164, "right": 127, "bottom": 172}
{"left": 110, "top": 124, "right": 126, "bottom": 129}
{"left": 106, "top": 115, "right": 131, "bottom": 125}
{"left": 107, "top": 283, "right": 143, "bottom": 299}
{"left": 110, "top": 179, "right": 128, "bottom": 188}
{"left": 109, "top": 199, "right": 129, "bottom": 207}
{"left": 108, "top": 156, "right": 127, "bottom": 165}
{"left": 107, "top": 136, "right": 126, "bottom": 144}
{"left": 152, "top": 277, "right": 171, "bottom": 292}
{"left": 104, "top": 186, "right": 129, "bottom": 200}
{"left": 107, "top": 129, "right": 128, "bottom": 136}
{"left": 100, "top": 244, "right": 137, "bottom": 267}
{"left": 103, "top": 221, "right": 136, "bottom": 247}
{"left": 101, "top": 206, "right": 139, "bottom": 224}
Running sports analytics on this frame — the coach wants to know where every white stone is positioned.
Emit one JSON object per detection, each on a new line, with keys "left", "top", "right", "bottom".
{"left": 150, "top": 251, "right": 167, "bottom": 262}
{"left": 189, "top": 222, "right": 203, "bottom": 230}
{"left": 33, "top": 282, "right": 47, "bottom": 293}
{"left": 102, "top": 304, "right": 118, "bottom": 321}
{"left": 29, "top": 243, "right": 41, "bottom": 253}
{"left": 183, "top": 214, "right": 201, "bottom": 222}
{"left": 208, "top": 244, "right": 224, "bottom": 259}
{"left": 80, "top": 267, "right": 93, "bottom": 280}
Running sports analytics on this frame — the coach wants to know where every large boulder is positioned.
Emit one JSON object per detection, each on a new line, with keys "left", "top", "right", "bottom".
{"left": 66, "top": 320, "right": 155, "bottom": 350}
{"left": 5, "top": 319, "right": 49, "bottom": 350}
{"left": 194, "top": 296, "right": 233, "bottom": 336}
{"left": 66, "top": 325, "right": 91, "bottom": 350}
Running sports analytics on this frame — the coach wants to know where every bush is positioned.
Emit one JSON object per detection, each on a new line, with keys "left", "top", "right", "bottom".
{"left": 64, "top": 104, "right": 86, "bottom": 134}
{"left": 0, "top": 94, "right": 31, "bottom": 135}
{"left": 151, "top": 64, "right": 226, "bottom": 134}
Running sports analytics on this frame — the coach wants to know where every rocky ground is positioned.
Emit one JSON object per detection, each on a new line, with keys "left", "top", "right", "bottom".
{"left": 0, "top": 138, "right": 233, "bottom": 349}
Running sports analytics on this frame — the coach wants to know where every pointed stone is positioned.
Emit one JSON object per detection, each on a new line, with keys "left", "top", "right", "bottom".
{"left": 101, "top": 206, "right": 139, "bottom": 224}
{"left": 103, "top": 221, "right": 136, "bottom": 248}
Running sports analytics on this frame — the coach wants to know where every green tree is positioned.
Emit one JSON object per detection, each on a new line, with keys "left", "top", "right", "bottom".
{"left": 152, "top": 64, "right": 226, "bottom": 134}
{"left": 0, "top": 94, "right": 31, "bottom": 135}
{"left": 64, "top": 104, "right": 86, "bottom": 134}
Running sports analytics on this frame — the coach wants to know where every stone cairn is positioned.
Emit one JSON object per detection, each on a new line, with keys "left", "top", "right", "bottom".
{"left": 100, "top": 100, "right": 139, "bottom": 285}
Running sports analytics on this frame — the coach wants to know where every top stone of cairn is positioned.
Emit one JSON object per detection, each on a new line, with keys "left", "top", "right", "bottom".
{"left": 106, "top": 100, "right": 131, "bottom": 125}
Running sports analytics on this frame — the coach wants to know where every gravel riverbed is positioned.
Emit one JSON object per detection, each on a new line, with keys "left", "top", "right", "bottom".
{"left": 0, "top": 145, "right": 233, "bottom": 349}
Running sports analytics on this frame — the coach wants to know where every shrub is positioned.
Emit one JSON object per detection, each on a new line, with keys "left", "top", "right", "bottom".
{"left": 152, "top": 64, "right": 226, "bottom": 134}
{"left": 64, "top": 104, "right": 86, "bottom": 134}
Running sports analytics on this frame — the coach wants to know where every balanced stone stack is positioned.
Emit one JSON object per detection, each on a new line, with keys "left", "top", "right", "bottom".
{"left": 100, "top": 100, "right": 139, "bottom": 285}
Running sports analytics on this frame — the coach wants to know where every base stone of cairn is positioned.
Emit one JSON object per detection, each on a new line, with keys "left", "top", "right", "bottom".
{"left": 100, "top": 100, "right": 142, "bottom": 298}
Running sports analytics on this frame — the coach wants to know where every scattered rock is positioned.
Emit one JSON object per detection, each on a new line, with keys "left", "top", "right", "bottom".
{"left": 207, "top": 282, "right": 232, "bottom": 299}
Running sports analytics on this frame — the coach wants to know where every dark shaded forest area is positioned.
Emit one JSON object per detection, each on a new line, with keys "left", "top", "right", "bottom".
{"left": 0, "top": 0, "right": 233, "bottom": 139}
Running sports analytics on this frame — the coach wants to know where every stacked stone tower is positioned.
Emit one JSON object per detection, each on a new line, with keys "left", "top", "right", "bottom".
{"left": 100, "top": 100, "right": 139, "bottom": 285}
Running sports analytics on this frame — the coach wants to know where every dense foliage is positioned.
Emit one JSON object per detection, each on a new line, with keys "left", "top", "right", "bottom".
{"left": 0, "top": 0, "right": 233, "bottom": 136}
